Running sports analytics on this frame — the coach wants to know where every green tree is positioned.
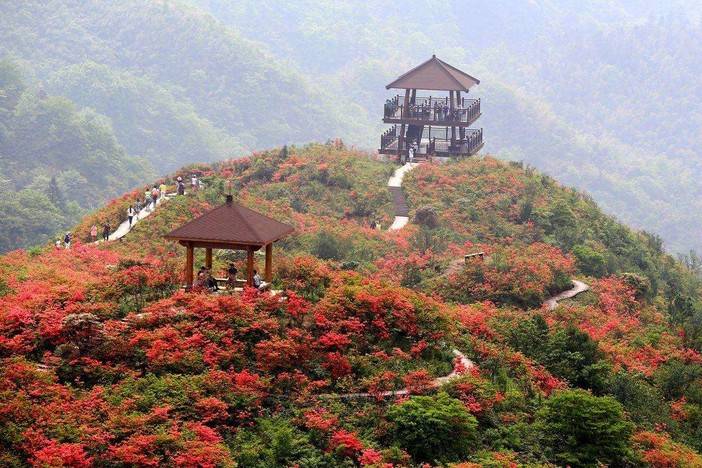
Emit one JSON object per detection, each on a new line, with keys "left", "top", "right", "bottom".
{"left": 387, "top": 392, "right": 477, "bottom": 464}
{"left": 507, "top": 314, "right": 550, "bottom": 359}
{"left": 572, "top": 244, "right": 607, "bottom": 277}
{"left": 536, "top": 389, "right": 634, "bottom": 467}
{"left": 231, "top": 417, "right": 332, "bottom": 467}
{"left": 313, "top": 231, "right": 347, "bottom": 261}
{"left": 544, "top": 325, "right": 611, "bottom": 393}
{"left": 47, "top": 175, "right": 65, "bottom": 209}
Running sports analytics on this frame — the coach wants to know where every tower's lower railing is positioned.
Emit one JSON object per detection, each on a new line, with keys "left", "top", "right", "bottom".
{"left": 379, "top": 127, "right": 483, "bottom": 157}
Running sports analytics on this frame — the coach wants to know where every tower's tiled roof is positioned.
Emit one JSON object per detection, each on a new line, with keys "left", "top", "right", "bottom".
{"left": 386, "top": 55, "right": 480, "bottom": 92}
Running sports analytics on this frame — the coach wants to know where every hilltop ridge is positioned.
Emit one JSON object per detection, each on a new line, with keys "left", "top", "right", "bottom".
{"left": 2, "top": 143, "right": 702, "bottom": 466}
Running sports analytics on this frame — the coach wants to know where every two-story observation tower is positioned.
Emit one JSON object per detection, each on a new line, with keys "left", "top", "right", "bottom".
{"left": 379, "top": 55, "right": 483, "bottom": 162}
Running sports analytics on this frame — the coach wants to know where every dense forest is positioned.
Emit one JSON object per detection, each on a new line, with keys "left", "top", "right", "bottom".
{"left": 3, "top": 144, "right": 702, "bottom": 465}
{"left": 188, "top": 0, "right": 702, "bottom": 254}
{"left": 0, "top": 61, "right": 148, "bottom": 252}
{"left": 1, "top": 0, "right": 702, "bottom": 253}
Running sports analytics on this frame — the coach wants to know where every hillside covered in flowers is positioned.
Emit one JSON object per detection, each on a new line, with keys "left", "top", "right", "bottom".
{"left": 3, "top": 143, "right": 702, "bottom": 466}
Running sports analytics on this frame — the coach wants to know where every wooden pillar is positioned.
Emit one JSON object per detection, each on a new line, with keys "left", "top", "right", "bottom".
{"left": 398, "top": 89, "right": 411, "bottom": 161}
{"left": 449, "top": 91, "right": 456, "bottom": 146}
{"left": 456, "top": 90, "right": 465, "bottom": 140}
{"left": 205, "top": 247, "right": 212, "bottom": 269}
{"left": 246, "top": 246, "right": 254, "bottom": 287}
{"left": 185, "top": 242, "right": 194, "bottom": 288}
{"left": 398, "top": 124, "right": 406, "bottom": 163}
{"left": 265, "top": 243, "right": 272, "bottom": 282}
{"left": 410, "top": 88, "right": 416, "bottom": 105}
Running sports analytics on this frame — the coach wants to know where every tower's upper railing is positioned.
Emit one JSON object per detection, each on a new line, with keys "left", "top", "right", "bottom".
{"left": 384, "top": 95, "right": 481, "bottom": 126}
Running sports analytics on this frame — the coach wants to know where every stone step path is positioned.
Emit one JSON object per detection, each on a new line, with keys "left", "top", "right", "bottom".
{"left": 387, "top": 162, "right": 419, "bottom": 231}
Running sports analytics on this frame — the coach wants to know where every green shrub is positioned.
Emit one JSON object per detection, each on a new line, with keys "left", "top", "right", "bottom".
{"left": 312, "top": 231, "right": 348, "bottom": 261}
{"left": 387, "top": 392, "right": 477, "bottom": 463}
{"left": 572, "top": 244, "right": 607, "bottom": 277}
{"left": 231, "top": 417, "right": 331, "bottom": 467}
{"left": 620, "top": 272, "right": 652, "bottom": 300}
{"left": 536, "top": 389, "right": 634, "bottom": 466}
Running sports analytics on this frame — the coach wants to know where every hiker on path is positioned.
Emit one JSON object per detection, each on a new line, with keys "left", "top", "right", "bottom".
{"left": 178, "top": 180, "right": 185, "bottom": 195}
{"left": 102, "top": 223, "right": 110, "bottom": 241}
{"left": 90, "top": 225, "right": 98, "bottom": 242}
{"left": 63, "top": 232, "right": 72, "bottom": 249}
{"left": 55, "top": 239, "right": 62, "bottom": 250}
{"left": 127, "top": 205, "right": 136, "bottom": 227}
{"left": 177, "top": 177, "right": 185, "bottom": 195}
{"left": 144, "top": 190, "right": 153, "bottom": 211}
{"left": 191, "top": 174, "right": 198, "bottom": 192}
{"left": 151, "top": 186, "right": 160, "bottom": 207}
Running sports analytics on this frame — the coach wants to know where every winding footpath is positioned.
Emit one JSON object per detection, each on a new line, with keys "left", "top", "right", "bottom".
{"left": 332, "top": 280, "right": 591, "bottom": 399}
{"left": 347, "top": 162, "right": 591, "bottom": 399}
{"left": 104, "top": 194, "right": 173, "bottom": 242}
{"left": 544, "top": 279, "right": 590, "bottom": 311}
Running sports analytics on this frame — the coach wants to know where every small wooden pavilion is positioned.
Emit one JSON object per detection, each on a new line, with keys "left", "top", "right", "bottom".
{"left": 380, "top": 55, "right": 484, "bottom": 161}
{"left": 164, "top": 195, "right": 294, "bottom": 288}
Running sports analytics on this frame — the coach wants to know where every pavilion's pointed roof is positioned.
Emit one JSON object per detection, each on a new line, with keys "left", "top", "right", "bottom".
{"left": 164, "top": 197, "right": 294, "bottom": 245}
{"left": 386, "top": 55, "right": 480, "bottom": 92}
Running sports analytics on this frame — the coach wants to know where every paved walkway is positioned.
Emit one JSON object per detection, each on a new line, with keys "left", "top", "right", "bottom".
{"left": 332, "top": 279, "right": 590, "bottom": 399}
{"left": 388, "top": 163, "right": 419, "bottom": 231}
{"left": 105, "top": 194, "right": 173, "bottom": 242}
{"left": 544, "top": 279, "right": 590, "bottom": 310}
{"left": 332, "top": 349, "right": 475, "bottom": 399}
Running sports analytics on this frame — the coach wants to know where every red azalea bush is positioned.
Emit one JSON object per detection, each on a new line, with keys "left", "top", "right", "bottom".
{"left": 441, "top": 242, "right": 574, "bottom": 307}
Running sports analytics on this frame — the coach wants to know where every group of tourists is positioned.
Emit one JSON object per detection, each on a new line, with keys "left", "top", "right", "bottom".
{"left": 58, "top": 174, "right": 201, "bottom": 249}
{"left": 85, "top": 223, "right": 111, "bottom": 244}
{"left": 55, "top": 232, "right": 72, "bottom": 249}
{"left": 195, "top": 266, "right": 219, "bottom": 291}
{"left": 194, "top": 262, "right": 264, "bottom": 292}
{"left": 407, "top": 101, "right": 458, "bottom": 121}
{"left": 433, "top": 101, "right": 455, "bottom": 121}
{"left": 384, "top": 97, "right": 400, "bottom": 117}
{"left": 227, "top": 263, "right": 263, "bottom": 290}
{"left": 386, "top": 94, "right": 466, "bottom": 122}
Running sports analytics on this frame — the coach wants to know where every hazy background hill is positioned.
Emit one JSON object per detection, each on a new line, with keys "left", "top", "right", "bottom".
{"left": 1, "top": 0, "right": 702, "bottom": 253}
{"left": 187, "top": 0, "right": 702, "bottom": 254}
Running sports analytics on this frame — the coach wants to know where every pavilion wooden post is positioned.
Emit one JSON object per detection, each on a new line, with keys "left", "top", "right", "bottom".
{"left": 185, "top": 242, "right": 194, "bottom": 288}
{"left": 246, "top": 246, "right": 254, "bottom": 287}
{"left": 457, "top": 90, "right": 465, "bottom": 140}
{"left": 205, "top": 247, "right": 212, "bottom": 269}
{"left": 449, "top": 91, "right": 456, "bottom": 146}
{"left": 264, "top": 243, "right": 272, "bottom": 282}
